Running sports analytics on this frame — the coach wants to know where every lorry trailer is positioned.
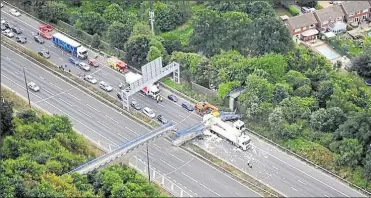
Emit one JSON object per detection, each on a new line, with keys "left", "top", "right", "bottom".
{"left": 52, "top": 33, "right": 88, "bottom": 59}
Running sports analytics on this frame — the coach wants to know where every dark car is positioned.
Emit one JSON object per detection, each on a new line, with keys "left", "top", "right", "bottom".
{"left": 168, "top": 94, "right": 178, "bottom": 102}
{"left": 182, "top": 102, "right": 194, "bottom": 111}
{"left": 15, "top": 36, "right": 27, "bottom": 43}
{"left": 4, "top": 22, "right": 12, "bottom": 29}
{"left": 1, "top": 24, "right": 6, "bottom": 31}
{"left": 131, "top": 100, "right": 141, "bottom": 110}
{"left": 38, "top": 50, "right": 50, "bottom": 59}
{"left": 117, "top": 92, "right": 122, "bottom": 100}
{"left": 34, "top": 35, "right": 45, "bottom": 44}
{"left": 11, "top": 26, "right": 22, "bottom": 34}
{"left": 365, "top": 79, "right": 371, "bottom": 86}
{"left": 68, "top": 56, "right": 79, "bottom": 65}
{"left": 157, "top": 115, "right": 168, "bottom": 124}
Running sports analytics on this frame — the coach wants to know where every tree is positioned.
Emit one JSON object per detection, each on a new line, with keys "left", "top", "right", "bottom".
{"left": 246, "top": 17, "right": 294, "bottom": 56}
{"left": 247, "top": 1, "right": 275, "bottom": 20}
{"left": 154, "top": 2, "right": 191, "bottom": 32}
{"left": 131, "top": 22, "right": 152, "bottom": 37}
{"left": 217, "top": 81, "right": 241, "bottom": 99}
{"left": 190, "top": 9, "right": 252, "bottom": 57}
{"left": 351, "top": 46, "right": 371, "bottom": 78}
{"left": 79, "top": 12, "right": 107, "bottom": 36}
{"left": 91, "top": 33, "right": 101, "bottom": 49}
{"left": 103, "top": 4, "right": 125, "bottom": 24}
{"left": 0, "top": 99, "right": 13, "bottom": 139}
{"left": 286, "top": 47, "right": 332, "bottom": 72}
{"left": 364, "top": 152, "right": 371, "bottom": 186}
{"left": 146, "top": 46, "right": 161, "bottom": 62}
{"left": 37, "top": 1, "right": 67, "bottom": 23}
{"left": 125, "top": 35, "right": 151, "bottom": 66}
{"left": 285, "top": 70, "right": 311, "bottom": 90}
{"left": 279, "top": 96, "right": 316, "bottom": 123}
{"left": 310, "top": 107, "right": 346, "bottom": 132}
{"left": 272, "top": 83, "right": 292, "bottom": 105}
{"left": 253, "top": 53, "right": 287, "bottom": 83}
{"left": 337, "top": 138, "right": 363, "bottom": 167}
{"left": 203, "top": 1, "right": 248, "bottom": 12}
{"left": 80, "top": 0, "right": 110, "bottom": 13}
{"left": 170, "top": 51, "right": 209, "bottom": 83}
{"left": 107, "top": 22, "right": 132, "bottom": 50}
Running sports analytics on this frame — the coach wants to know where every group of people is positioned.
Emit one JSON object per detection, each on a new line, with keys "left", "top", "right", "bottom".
{"left": 59, "top": 64, "right": 71, "bottom": 73}
{"left": 156, "top": 95, "right": 163, "bottom": 103}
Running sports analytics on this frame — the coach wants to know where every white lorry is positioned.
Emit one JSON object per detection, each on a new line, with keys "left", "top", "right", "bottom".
{"left": 123, "top": 72, "right": 160, "bottom": 98}
{"left": 203, "top": 115, "right": 251, "bottom": 151}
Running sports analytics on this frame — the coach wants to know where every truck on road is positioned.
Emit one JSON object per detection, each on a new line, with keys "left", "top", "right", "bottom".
{"left": 107, "top": 57, "right": 128, "bottom": 73}
{"left": 52, "top": 33, "right": 88, "bottom": 59}
{"left": 203, "top": 114, "right": 251, "bottom": 151}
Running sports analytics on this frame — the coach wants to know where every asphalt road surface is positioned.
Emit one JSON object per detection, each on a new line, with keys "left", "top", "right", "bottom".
{"left": 1, "top": 4, "right": 368, "bottom": 197}
{"left": 1, "top": 45, "right": 261, "bottom": 197}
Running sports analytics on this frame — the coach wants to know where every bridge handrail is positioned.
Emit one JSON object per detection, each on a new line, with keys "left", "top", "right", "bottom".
{"left": 71, "top": 123, "right": 173, "bottom": 173}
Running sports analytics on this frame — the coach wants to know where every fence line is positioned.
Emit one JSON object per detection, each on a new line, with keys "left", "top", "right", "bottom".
{"left": 128, "top": 156, "right": 192, "bottom": 197}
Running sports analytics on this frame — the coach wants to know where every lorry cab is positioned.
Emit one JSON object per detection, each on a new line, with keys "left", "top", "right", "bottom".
{"left": 238, "top": 135, "right": 251, "bottom": 151}
{"left": 77, "top": 47, "right": 88, "bottom": 59}
{"left": 142, "top": 84, "right": 160, "bottom": 98}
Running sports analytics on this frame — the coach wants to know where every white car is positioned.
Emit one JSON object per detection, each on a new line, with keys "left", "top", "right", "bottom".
{"left": 9, "top": 9, "right": 21, "bottom": 17}
{"left": 2, "top": 29, "right": 14, "bottom": 38}
{"left": 27, "top": 82, "right": 40, "bottom": 92}
{"left": 99, "top": 81, "right": 113, "bottom": 92}
{"left": 1, "top": 19, "right": 5, "bottom": 24}
{"left": 143, "top": 107, "right": 155, "bottom": 118}
{"left": 1, "top": 3, "right": 3, "bottom": 8}
{"left": 84, "top": 75, "right": 97, "bottom": 84}
{"left": 78, "top": 62, "right": 90, "bottom": 71}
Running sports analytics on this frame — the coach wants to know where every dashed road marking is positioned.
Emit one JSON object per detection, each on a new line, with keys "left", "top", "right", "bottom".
{"left": 68, "top": 93, "right": 81, "bottom": 101}
{"left": 6, "top": 57, "right": 11, "bottom": 61}
{"left": 77, "top": 108, "right": 92, "bottom": 118}
{"left": 160, "top": 159, "right": 176, "bottom": 169}
{"left": 105, "top": 115, "right": 119, "bottom": 124}
{"left": 41, "top": 88, "right": 53, "bottom": 95}
{"left": 153, "top": 143, "right": 161, "bottom": 149}
{"left": 86, "top": 103, "right": 100, "bottom": 112}
{"left": 272, "top": 166, "right": 279, "bottom": 170}
{"left": 179, "top": 115, "right": 185, "bottom": 118}
{"left": 125, "top": 126, "right": 139, "bottom": 135}
{"left": 158, "top": 103, "right": 165, "bottom": 107}
{"left": 291, "top": 187, "right": 298, "bottom": 192}
{"left": 59, "top": 57, "right": 63, "bottom": 61}
{"left": 58, "top": 97, "right": 73, "bottom": 106}
{"left": 297, "top": 180, "right": 306, "bottom": 185}
{"left": 13, "top": 70, "right": 19, "bottom": 75}
{"left": 50, "top": 82, "right": 63, "bottom": 91}
{"left": 40, "top": 76, "right": 44, "bottom": 80}
{"left": 168, "top": 153, "right": 185, "bottom": 163}
{"left": 116, "top": 132, "right": 129, "bottom": 141}
{"left": 97, "top": 120, "right": 112, "bottom": 131}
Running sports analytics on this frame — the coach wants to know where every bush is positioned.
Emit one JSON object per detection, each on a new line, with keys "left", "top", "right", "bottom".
{"left": 288, "top": 6, "right": 299, "bottom": 16}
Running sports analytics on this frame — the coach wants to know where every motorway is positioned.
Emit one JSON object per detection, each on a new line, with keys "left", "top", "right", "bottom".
{"left": 1, "top": 3, "right": 368, "bottom": 197}
{"left": 1, "top": 45, "right": 261, "bottom": 197}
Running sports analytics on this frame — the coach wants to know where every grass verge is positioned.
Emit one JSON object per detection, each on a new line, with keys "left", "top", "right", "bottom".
{"left": 183, "top": 143, "right": 282, "bottom": 197}
{"left": 1, "top": 36, "right": 159, "bottom": 128}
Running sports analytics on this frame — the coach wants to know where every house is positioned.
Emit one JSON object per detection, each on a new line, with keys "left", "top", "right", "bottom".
{"left": 340, "top": 1, "right": 371, "bottom": 23}
{"left": 287, "top": 12, "right": 319, "bottom": 41}
{"left": 314, "top": 5, "right": 345, "bottom": 32}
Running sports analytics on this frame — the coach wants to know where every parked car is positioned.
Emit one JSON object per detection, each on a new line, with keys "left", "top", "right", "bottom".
{"left": 157, "top": 115, "right": 168, "bottom": 124}
{"left": 365, "top": 79, "right": 371, "bottom": 86}
{"left": 1, "top": 2, "right": 4, "bottom": 8}
{"left": 131, "top": 100, "right": 142, "bottom": 110}
{"left": 168, "top": 94, "right": 178, "bottom": 102}
{"left": 1, "top": 19, "right": 5, "bottom": 24}
{"left": 16, "top": 35, "right": 27, "bottom": 44}
{"left": 1, "top": 24, "right": 6, "bottom": 31}
{"left": 143, "top": 107, "right": 155, "bottom": 118}
{"left": 99, "top": 81, "right": 113, "bottom": 92}
{"left": 301, "top": 7, "right": 310, "bottom": 13}
{"left": 117, "top": 92, "right": 122, "bottom": 100}
{"left": 78, "top": 62, "right": 90, "bottom": 71}
{"left": 9, "top": 8, "right": 21, "bottom": 17}
{"left": 34, "top": 35, "right": 45, "bottom": 44}
{"left": 11, "top": 26, "right": 22, "bottom": 34}
{"left": 4, "top": 21, "right": 12, "bottom": 29}
{"left": 2, "top": 29, "right": 14, "bottom": 38}
{"left": 27, "top": 82, "right": 40, "bottom": 92}
{"left": 182, "top": 102, "right": 194, "bottom": 111}
{"left": 38, "top": 49, "right": 50, "bottom": 59}
{"left": 83, "top": 75, "right": 97, "bottom": 84}
{"left": 88, "top": 58, "right": 100, "bottom": 67}
{"left": 38, "top": 31, "right": 52, "bottom": 39}
{"left": 68, "top": 56, "right": 79, "bottom": 65}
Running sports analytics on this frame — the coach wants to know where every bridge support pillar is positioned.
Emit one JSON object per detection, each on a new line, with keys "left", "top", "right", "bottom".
{"left": 153, "top": 169, "right": 156, "bottom": 179}
{"left": 171, "top": 183, "right": 174, "bottom": 191}
{"left": 161, "top": 176, "right": 165, "bottom": 185}
{"left": 180, "top": 189, "right": 183, "bottom": 197}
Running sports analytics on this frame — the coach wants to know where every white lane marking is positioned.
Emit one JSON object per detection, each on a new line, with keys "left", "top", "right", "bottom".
{"left": 125, "top": 126, "right": 139, "bottom": 135}
{"left": 96, "top": 120, "right": 112, "bottom": 131}
{"left": 40, "top": 76, "right": 44, "bottom": 80}
{"left": 101, "top": 72, "right": 107, "bottom": 76}
{"left": 158, "top": 103, "right": 165, "bottom": 107}
{"left": 6, "top": 57, "right": 11, "bottom": 61}
{"left": 116, "top": 132, "right": 129, "bottom": 141}
{"left": 324, "top": 194, "right": 330, "bottom": 197}
{"left": 153, "top": 143, "right": 161, "bottom": 149}
{"left": 52, "top": 45, "right": 56, "bottom": 48}
{"left": 41, "top": 88, "right": 54, "bottom": 95}
{"left": 58, "top": 97, "right": 73, "bottom": 106}
{"left": 50, "top": 82, "right": 63, "bottom": 91}
{"left": 256, "top": 147, "right": 350, "bottom": 197}
{"left": 77, "top": 108, "right": 92, "bottom": 118}
{"left": 297, "top": 180, "right": 306, "bottom": 185}
{"left": 28, "top": 41, "right": 32, "bottom": 44}
{"left": 58, "top": 57, "right": 63, "bottom": 61}
{"left": 105, "top": 115, "right": 119, "bottom": 124}
{"left": 168, "top": 153, "right": 185, "bottom": 163}
{"left": 86, "top": 103, "right": 100, "bottom": 113}
{"left": 13, "top": 70, "right": 19, "bottom": 75}
{"left": 291, "top": 187, "right": 298, "bottom": 192}
{"left": 148, "top": 151, "right": 154, "bottom": 157}
{"left": 160, "top": 159, "right": 176, "bottom": 169}
{"left": 272, "top": 166, "right": 279, "bottom": 170}
{"left": 179, "top": 115, "right": 185, "bottom": 118}
{"left": 198, "top": 181, "right": 221, "bottom": 197}
{"left": 67, "top": 93, "right": 81, "bottom": 101}
{"left": 181, "top": 172, "right": 198, "bottom": 183}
